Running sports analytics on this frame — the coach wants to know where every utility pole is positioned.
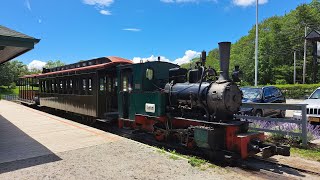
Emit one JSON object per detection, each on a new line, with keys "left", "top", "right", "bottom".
{"left": 303, "top": 26, "right": 307, "bottom": 84}
{"left": 294, "top": 51, "right": 296, "bottom": 84}
{"left": 254, "top": 0, "right": 259, "bottom": 86}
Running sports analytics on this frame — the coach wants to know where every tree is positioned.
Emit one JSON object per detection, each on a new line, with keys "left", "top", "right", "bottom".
{"left": 182, "top": 1, "right": 320, "bottom": 85}
{"left": 44, "top": 60, "right": 65, "bottom": 69}
{"left": 0, "top": 60, "right": 28, "bottom": 87}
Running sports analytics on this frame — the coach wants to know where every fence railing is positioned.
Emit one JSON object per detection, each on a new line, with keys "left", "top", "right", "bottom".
{"left": 234, "top": 103, "right": 308, "bottom": 147}
{"left": 1, "top": 94, "right": 18, "bottom": 101}
{"left": 1, "top": 94, "right": 36, "bottom": 104}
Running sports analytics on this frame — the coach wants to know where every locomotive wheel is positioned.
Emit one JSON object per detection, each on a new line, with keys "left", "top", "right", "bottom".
{"left": 154, "top": 129, "right": 165, "bottom": 141}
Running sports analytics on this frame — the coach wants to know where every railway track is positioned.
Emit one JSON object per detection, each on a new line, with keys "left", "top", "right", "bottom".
{"left": 28, "top": 104, "right": 320, "bottom": 179}
{"left": 95, "top": 122, "right": 320, "bottom": 178}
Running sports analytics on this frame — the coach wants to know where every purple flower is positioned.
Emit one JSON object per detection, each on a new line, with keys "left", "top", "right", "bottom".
{"left": 249, "top": 119, "right": 320, "bottom": 142}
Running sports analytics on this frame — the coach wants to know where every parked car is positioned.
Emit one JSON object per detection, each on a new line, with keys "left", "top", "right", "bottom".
{"left": 293, "top": 87, "right": 320, "bottom": 123}
{"left": 240, "top": 86, "right": 286, "bottom": 117}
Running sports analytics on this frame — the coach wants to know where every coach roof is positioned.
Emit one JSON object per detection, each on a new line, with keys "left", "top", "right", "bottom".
{"left": 21, "top": 56, "right": 132, "bottom": 78}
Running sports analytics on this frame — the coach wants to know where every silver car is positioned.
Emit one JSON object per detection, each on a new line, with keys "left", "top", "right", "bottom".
{"left": 293, "top": 87, "right": 320, "bottom": 123}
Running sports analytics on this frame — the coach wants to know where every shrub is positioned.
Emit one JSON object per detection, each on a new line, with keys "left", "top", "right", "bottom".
{"left": 9, "top": 82, "right": 16, "bottom": 89}
{"left": 274, "top": 83, "right": 320, "bottom": 99}
{"left": 275, "top": 79, "right": 287, "bottom": 85}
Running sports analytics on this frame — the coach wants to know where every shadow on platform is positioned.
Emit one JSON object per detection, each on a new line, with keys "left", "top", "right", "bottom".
{"left": 245, "top": 156, "right": 307, "bottom": 178}
{"left": 0, "top": 115, "right": 61, "bottom": 173}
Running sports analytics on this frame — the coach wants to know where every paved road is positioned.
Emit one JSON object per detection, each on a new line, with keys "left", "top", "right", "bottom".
{"left": 285, "top": 99, "right": 303, "bottom": 117}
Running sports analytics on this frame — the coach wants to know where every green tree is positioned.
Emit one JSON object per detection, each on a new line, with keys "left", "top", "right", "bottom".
{"left": 0, "top": 60, "right": 28, "bottom": 87}
{"left": 182, "top": 0, "right": 320, "bottom": 85}
{"left": 44, "top": 60, "right": 65, "bottom": 69}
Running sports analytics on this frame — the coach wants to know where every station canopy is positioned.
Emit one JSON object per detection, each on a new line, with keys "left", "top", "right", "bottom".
{"left": 0, "top": 25, "right": 40, "bottom": 65}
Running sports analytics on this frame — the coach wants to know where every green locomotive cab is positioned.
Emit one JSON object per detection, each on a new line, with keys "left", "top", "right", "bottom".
{"left": 117, "top": 61, "right": 179, "bottom": 121}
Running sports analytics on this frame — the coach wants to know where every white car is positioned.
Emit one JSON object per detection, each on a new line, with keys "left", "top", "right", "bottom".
{"left": 293, "top": 87, "right": 320, "bottom": 123}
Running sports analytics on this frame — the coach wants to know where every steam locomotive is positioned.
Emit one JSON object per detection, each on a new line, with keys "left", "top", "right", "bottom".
{"left": 19, "top": 42, "right": 290, "bottom": 161}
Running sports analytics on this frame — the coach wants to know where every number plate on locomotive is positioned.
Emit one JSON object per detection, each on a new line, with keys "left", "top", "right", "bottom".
{"left": 145, "top": 103, "right": 155, "bottom": 113}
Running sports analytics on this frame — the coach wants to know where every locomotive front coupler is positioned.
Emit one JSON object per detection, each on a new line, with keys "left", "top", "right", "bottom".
{"left": 249, "top": 139, "right": 290, "bottom": 158}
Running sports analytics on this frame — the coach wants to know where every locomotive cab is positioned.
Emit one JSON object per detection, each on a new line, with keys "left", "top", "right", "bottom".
{"left": 117, "top": 61, "right": 179, "bottom": 122}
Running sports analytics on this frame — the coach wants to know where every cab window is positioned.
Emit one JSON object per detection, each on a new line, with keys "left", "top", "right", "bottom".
{"left": 146, "top": 68, "right": 154, "bottom": 80}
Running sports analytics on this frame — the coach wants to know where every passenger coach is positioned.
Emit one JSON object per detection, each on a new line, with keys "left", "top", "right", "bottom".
{"left": 19, "top": 56, "right": 132, "bottom": 120}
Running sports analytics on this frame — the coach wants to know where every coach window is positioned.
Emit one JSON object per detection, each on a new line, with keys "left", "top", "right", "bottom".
{"left": 43, "top": 80, "right": 46, "bottom": 93}
{"left": 51, "top": 80, "right": 55, "bottom": 93}
{"left": 47, "top": 80, "right": 51, "bottom": 93}
{"left": 45, "top": 80, "right": 49, "bottom": 93}
{"left": 82, "top": 78, "right": 87, "bottom": 95}
{"left": 39, "top": 81, "right": 42, "bottom": 92}
{"left": 46, "top": 80, "right": 49, "bottom": 93}
{"left": 74, "top": 78, "right": 79, "bottom": 94}
{"left": 49, "top": 80, "right": 52, "bottom": 93}
{"left": 64, "top": 80, "right": 68, "bottom": 94}
{"left": 88, "top": 78, "right": 92, "bottom": 95}
{"left": 122, "top": 76, "right": 128, "bottom": 92}
{"left": 60, "top": 80, "right": 63, "bottom": 94}
{"left": 107, "top": 77, "right": 112, "bottom": 92}
{"left": 43, "top": 80, "right": 45, "bottom": 93}
{"left": 113, "top": 78, "right": 117, "bottom": 93}
{"left": 55, "top": 80, "right": 58, "bottom": 93}
{"left": 42, "top": 80, "right": 45, "bottom": 93}
{"left": 41, "top": 80, "right": 43, "bottom": 93}
{"left": 44, "top": 80, "right": 46, "bottom": 93}
{"left": 99, "top": 78, "right": 105, "bottom": 91}
{"left": 69, "top": 79, "right": 73, "bottom": 94}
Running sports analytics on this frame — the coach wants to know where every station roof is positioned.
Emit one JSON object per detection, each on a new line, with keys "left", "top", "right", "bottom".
{"left": 0, "top": 25, "right": 40, "bottom": 64}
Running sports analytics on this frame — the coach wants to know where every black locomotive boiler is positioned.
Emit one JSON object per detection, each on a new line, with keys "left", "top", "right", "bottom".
{"left": 164, "top": 42, "right": 242, "bottom": 121}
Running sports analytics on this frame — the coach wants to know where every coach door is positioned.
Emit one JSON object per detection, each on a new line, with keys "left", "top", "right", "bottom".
{"left": 106, "top": 74, "right": 117, "bottom": 112}
{"left": 97, "top": 72, "right": 107, "bottom": 118}
{"left": 119, "top": 68, "right": 132, "bottom": 119}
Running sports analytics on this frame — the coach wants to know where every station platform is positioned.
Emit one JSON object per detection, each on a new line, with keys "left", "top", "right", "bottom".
{"left": 0, "top": 100, "right": 228, "bottom": 179}
{"left": 0, "top": 100, "right": 120, "bottom": 173}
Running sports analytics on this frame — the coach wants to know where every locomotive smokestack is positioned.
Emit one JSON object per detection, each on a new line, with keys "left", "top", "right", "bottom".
{"left": 218, "top": 42, "right": 231, "bottom": 82}
{"left": 201, "top": 50, "right": 206, "bottom": 66}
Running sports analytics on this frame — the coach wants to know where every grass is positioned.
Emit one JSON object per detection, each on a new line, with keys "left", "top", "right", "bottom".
{"left": 0, "top": 86, "right": 19, "bottom": 95}
{"left": 188, "top": 156, "right": 208, "bottom": 167}
{"left": 291, "top": 147, "right": 320, "bottom": 162}
{"left": 155, "top": 147, "right": 218, "bottom": 170}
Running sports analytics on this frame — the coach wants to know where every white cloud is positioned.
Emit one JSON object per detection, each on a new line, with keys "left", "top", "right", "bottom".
{"left": 123, "top": 28, "right": 141, "bottom": 32}
{"left": 160, "top": 0, "right": 217, "bottom": 3}
{"left": 25, "top": 0, "right": 31, "bottom": 11}
{"left": 233, "top": 0, "right": 268, "bottom": 7}
{"left": 132, "top": 50, "right": 200, "bottom": 65}
{"left": 133, "top": 55, "right": 170, "bottom": 63}
{"left": 173, "top": 50, "right": 201, "bottom": 65}
{"left": 83, "top": 0, "right": 114, "bottom": 7}
{"left": 100, "top": 10, "right": 111, "bottom": 15}
{"left": 28, "top": 60, "right": 46, "bottom": 70}
{"left": 83, "top": 0, "right": 114, "bottom": 15}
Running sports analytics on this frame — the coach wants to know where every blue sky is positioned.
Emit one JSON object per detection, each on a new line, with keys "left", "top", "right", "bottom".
{"left": 0, "top": 0, "right": 312, "bottom": 69}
